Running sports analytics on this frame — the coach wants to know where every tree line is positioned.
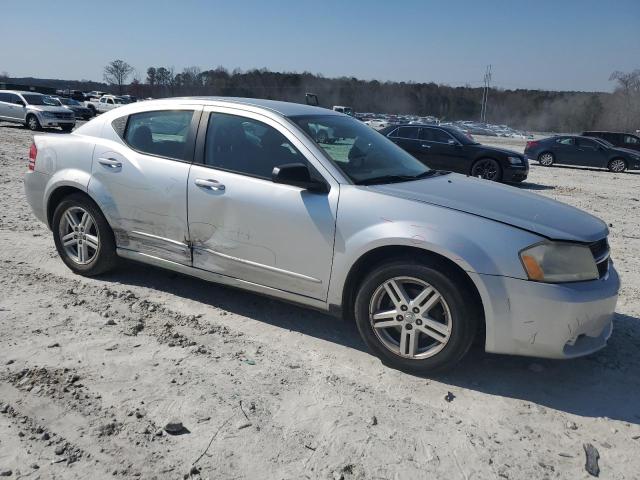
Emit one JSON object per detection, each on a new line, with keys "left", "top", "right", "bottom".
{"left": 4, "top": 61, "right": 639, "bottom": 133}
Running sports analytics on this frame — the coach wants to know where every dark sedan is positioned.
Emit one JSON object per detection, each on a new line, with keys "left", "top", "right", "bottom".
{"left": 525, "top": 135, "right": 640, "bottom": 173}
{"left": 54, "top": 97, "right": 93, "bottom": 120}
{"left": 379, "top": 124, "right": 528, "bottom": 182}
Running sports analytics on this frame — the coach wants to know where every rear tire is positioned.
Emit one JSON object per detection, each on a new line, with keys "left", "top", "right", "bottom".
{"left": 538, "top": 152, "right": 554, "bottom": 166}
{"left": 354, "top": 259, "right": 478, "bottom": 374}
{"left": 26, "top": 114, "right": 41, "bottom": 131}
{"left": 608, "top": 158, "right": 627, "bottom": 173}
{"left": 52, "top": 193, "right": 118, "bottom": 276}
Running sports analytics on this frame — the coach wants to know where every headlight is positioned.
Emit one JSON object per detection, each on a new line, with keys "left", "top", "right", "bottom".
{"left": 519, "top": 242, "right": 598, "bottom": 283}
{"left": 507, "top": 156, "right": 524, "bottom": 165}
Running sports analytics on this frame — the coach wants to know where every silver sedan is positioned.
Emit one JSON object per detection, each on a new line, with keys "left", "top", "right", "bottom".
{"left": 24, "top": 97, "right": 620, "bottom": 373}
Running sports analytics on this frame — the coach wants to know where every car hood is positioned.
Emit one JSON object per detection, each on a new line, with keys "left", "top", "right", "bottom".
{"left": 370, "top": 173, "right": 608, "bottom": 242}
{"left": 30, "top": 105, "right": 73, "bottom": 114}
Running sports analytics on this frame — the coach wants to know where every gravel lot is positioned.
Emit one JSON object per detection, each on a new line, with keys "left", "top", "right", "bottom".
{"left": 0, "top": 123, "right": 639, "bottom": 479}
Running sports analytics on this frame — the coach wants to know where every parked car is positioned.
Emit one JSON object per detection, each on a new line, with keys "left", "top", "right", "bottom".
{"left": 54, "top": 96, "right": 93, "bottom": 120}
{"left": 85, "top": 95, "right": 126, "bottom": 115}
{"left": 364, "top": 118, "right": 391, "bottom": 130}
{"left": 85, "top": 91, "right": 107, "bottom": 99}
{"left": 55, "top": 89, "right": 86, "bottom": 102}
{"left": 332, "top": 106, "right": 353, "bottom": 116}
{"left": 582, "top": 131, "right": 640, "bottom": 152}
{"left": 24, "top": 98, "right": 619, "bottom": 373}
{"left": 0, "top": 90, "right": 75, "bottom": 131}
{"left": 379, "top": 124, "right": 528, "bottom": 182}
{"left": 525, "top": 135, "right": 640, "bottom": 172}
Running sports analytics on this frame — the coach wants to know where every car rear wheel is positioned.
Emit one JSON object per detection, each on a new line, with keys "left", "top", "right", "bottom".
{"left": 354, "top": 260, "right": 478, "bottom": 373}
{"left": 538, "top": 152, "right": 554, "bottom": 166}
{"left": 26, "top": 114, "right": 41, "bottom": 131}
{"left": 608, "top": 158, "right": 627, "bottom": 173}
{"left": 52, "top": 193, "right": 118, "bottom": 276}
{"left": 470, "top": 158, "right": 502, "bottom": 181}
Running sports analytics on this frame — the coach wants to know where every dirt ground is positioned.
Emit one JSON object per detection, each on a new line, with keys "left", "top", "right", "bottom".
{"left": 0, "top": 124, "right": 639, "bottom": 480}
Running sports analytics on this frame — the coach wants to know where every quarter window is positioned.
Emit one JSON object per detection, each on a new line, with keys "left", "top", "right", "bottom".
{"left": 124, "top": 110, "right": 194, "bottom": 161}
{"left": 556, "top": 137, "right": 575, "bottom": 146}
{"left": 624, "top": 135, "right": 639, "bottom": 145}
{"left": 204, "top": 113, "right": 304, "bottom": 179}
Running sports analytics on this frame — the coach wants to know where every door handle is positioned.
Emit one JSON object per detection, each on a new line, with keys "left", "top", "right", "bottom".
{"left": 195, "top": 178, "right": 225, "bottom": 191}
{"left": 421, "top": 144, "right": 431, "bottom": 149}
{"left": 98, "top": 157, "right": 122, "bottom": 168}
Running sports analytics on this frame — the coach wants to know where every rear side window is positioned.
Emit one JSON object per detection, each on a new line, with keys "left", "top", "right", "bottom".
{"left": 556, "top": 137, "right": 575, "bottom": 145}
{"left": 204, "top": 113, "right": 305, "bottom": 179}
{"left": 393, "top": 127, "right": 419, "bottom": 139}
{"left": 124, "top": 110, "right": 194, "bottom": 161}
{"left": 577, "top": 138, "right": 598, "bottom": 150}
{"left": 0, "top": 93, "right": 9, "bottom": 102}
{"left": 624, "top": 135, "right": 639, "bottom": 145}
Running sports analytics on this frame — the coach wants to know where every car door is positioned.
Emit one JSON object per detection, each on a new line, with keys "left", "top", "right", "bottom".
{"left": 1, "top": 93, "right": 26, "bottom": 121}
{"left": 187, "top": 108, "right": 339, "bottom": 300}
{"left": 0, "top": 93, "right": 10, "bottom": 120}
{"left": 576, "top": 137, "right": 607, "bottom": 167}
{"left": 388, "top": 126, "right": 426, "bottom": 164}
{"left": 88, "top": 106, "right": 201, "bottom": 264}
{"left": 551, "top": 137, "right": 578, "bottom": 165}
{"left": 419, "top": 127, "right": 467, "bottom": 171}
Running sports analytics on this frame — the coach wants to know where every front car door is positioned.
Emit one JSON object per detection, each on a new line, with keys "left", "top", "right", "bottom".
{"left": 576, "top": 137, "right": 607, "bottom": 167}
{"left": 388, "top": 126, "right": 426, "bottom": 164}
{"left": 88, "top": 105, "right": 202, "bottom": 264}
{"left": 419, "top": 127, "right": 467, "bottom": 172}
{"left": 187, "top": 107, "right": 339, "bottom": 300}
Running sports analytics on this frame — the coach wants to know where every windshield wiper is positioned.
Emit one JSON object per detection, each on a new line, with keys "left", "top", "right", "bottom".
{"left": 357, "top": 170, "right": 439, "bottom": 185}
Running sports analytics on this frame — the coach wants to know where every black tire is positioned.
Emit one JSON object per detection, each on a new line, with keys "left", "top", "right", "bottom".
{"left": 470, "top": 158, "right": 502, "bottom": 182}
{"left": 52, "top": 193, "right": 118, "bottom": 276}
{"left": 607, "top": 158, "right": 627, "bottom": 173}
{"left": 61, "top": 124, "right": 75, "bottom": 133}
{"left": 538, "top": 152, "right": 554, "bottom": 167}
{"left": 26, "top": 114, "right": 41, "bottom": 131}
{"left": 354, "top": 259, "right": 479, "bottom": 374}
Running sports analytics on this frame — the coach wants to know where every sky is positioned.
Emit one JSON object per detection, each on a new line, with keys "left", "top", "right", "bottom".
{"left": 1, "top": 0, "right": 638, "bottom": 92}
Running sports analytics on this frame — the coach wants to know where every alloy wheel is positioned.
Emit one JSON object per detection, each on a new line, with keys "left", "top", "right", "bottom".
{"left": 58, "top": 206, "right": 100, "bottom": 265}
{"left": 28, "top": 116, "right": 39, "bottom": 131}
{"left": 369, "top": 276, "right": 452, "bottom": 359}
{"left": 471, "top": 159, "right": 499, "bottom": 180}
{"left": 538, "top": 153, "right": 553, "bottom": 166}
{"left": 609, "top": 159, "right": 626, "bottom": 173}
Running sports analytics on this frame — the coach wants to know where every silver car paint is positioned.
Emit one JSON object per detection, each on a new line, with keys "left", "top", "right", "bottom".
{"left": 0, "top": 90, "right": 75, "bottom": 127}
{"left": 23, "top": 97, "right": 620, "bottom": 360}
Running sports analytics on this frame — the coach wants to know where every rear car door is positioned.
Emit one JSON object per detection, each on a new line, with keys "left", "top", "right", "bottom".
{"left": 187, "top": 108, "right": 339, "bottom": 300}
{"left": 88, "top": 106, "right": 202, "bottom": 264}
{"left": 388, "top": 127, "right": 426, "bottom": 164}
{"left": 576, "top": 137, "right": 607, "bottom": 167}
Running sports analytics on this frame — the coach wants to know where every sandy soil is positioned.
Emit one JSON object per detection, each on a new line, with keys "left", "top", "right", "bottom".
{"left": 0, "top": 124, "right": 639, "bottom": 479}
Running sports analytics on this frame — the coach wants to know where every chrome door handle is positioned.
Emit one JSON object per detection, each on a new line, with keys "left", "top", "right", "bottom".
{"left": 421, "top": 144, "right": 431, "bottom": 149}
{"left": 98, "top": 157, "right": 122, "bottom": 168}
{"left": 195, "top": 178, "right": 225, "bottom": 191}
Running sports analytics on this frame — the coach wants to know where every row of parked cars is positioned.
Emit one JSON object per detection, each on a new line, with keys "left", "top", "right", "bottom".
{"left": 0, "top": 89, "right": 139, "bottom": 131}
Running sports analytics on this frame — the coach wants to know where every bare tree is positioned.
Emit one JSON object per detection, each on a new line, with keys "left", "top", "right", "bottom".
{"left": 103, "top": 59, "right": 134, "bottom": 95}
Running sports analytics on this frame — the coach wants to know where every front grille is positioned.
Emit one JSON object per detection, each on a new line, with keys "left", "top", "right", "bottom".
{"left": 589, "top": 238, "right": 610, "bottom": 278}
{"left": 54, "top": 112, "right": 73, "bottom": 120}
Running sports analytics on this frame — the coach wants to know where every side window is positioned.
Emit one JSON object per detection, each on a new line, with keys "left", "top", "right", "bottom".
{"left": 107, "top": 98, "right": 114, "bottom": 105}
{"left": 577, "top": 138, "right": 597, "bottom": 150}
{"left": 99, "top": 98, "right": 106, "bottom": 103}
{"left": 394, "top": 127, "right": 419, "bottom": 140}
{"left": 0, "top": 93, "right": 8, "bottom": 103}
{"left": 624, "top": 135, "right": 639, "bottom": 145}
{"left": 204, "top": 113, "right": 305, "bottom": 179}
{"left": 556, "top": 137, "right": 575, "bottom": 146}
{"left": 420, "top": 128, "right": 452, "bottom": 143}
{"left": 124, "top": 110, "right": 194, "bottom": 161}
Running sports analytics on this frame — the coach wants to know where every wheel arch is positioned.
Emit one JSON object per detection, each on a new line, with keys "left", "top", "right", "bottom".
{"left": 340, "top": 245, "right": 486, "bottom": 345}
{"left": 469, "top": 156, "right": 502, "bottom": 175}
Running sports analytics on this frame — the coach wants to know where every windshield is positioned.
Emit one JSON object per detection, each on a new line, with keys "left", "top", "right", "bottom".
{"left": 292, "top": 115, "right": 431, "bottom": 184}
{"left": 22, "top": 94, "right": 61, "bottom": 106}
{"left": 592, "top": 137, "right": 614, "bottom": 148}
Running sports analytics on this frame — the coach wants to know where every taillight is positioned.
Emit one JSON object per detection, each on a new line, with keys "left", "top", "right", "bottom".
{"left": 28, "top": 142, "right": 37, "bottom": 171}
{"left": 525, "top": 140, "right": 538, "bottom": 150}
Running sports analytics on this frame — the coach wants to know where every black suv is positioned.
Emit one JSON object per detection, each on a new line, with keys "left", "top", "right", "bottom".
{"left": 582, "top": 131, "right": 640, "bottom": 152}
{"left": 379, "top": 124, "right": 528, "bottom": 183}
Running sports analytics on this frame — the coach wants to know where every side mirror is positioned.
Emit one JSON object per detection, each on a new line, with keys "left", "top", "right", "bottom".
{"left": 272, "top": 163, "right": 329, "bottom": 193}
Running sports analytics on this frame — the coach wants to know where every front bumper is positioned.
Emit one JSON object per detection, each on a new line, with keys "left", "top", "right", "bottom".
{"left": 38, "top": 113, "right": 75, "bottom": 127}
{"left": 471, "top": 263, "right": 620, "bottom": 359}
{"left": 503, "top": 165, "right": 529, "bottom": 182}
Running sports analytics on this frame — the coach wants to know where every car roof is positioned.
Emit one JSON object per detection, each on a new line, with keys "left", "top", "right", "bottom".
{"left": 0, "top": 90, "right": 45, "bottom": 95}
{"left": 172, "top": 96, "right": 341, "bottom": 118}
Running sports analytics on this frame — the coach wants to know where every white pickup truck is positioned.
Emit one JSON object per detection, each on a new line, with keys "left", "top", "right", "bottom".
{"left": 84, "top": 95, "right": 126, "bottom": 115}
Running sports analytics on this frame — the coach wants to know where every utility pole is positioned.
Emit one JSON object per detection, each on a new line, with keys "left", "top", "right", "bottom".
{"left": 480, "top": 64, "right": 492, "bottom": 123}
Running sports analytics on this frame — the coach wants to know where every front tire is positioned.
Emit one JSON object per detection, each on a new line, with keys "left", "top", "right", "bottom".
{"left": 61, "top": 124, "right": 75, "bottom": 133}
{"left": 52, "top": 193, "right": 118, "bottom": 276}
{"left": 608, "top": 158, "right": 627, "bottom": 173}
{"left": 26, "top": 114, "right": 41, "bottom": 131}
{"left": 354, "top": 260, "right": 479, "bottom": 373}
{"left": 470, "top": 158, "right": 502, "bottom": 182}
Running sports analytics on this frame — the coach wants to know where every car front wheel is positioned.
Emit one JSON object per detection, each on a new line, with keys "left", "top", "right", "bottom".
{"left": 470, "top": 158, "right": 502, "bottom": 181}
{"left": 354, "top": 260, "right": 479, "bottom": 373}
{"left": 608, "top": 158, "right": 627, "bottom": 173}
{"left": 26, "top": 114, "right": 41, "bottom": 131}
{"left": 538, "top": 152, "right": 554, "bottom": 166}
{"left": 52, "top": 193, "right": 118, "bottom": 276}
